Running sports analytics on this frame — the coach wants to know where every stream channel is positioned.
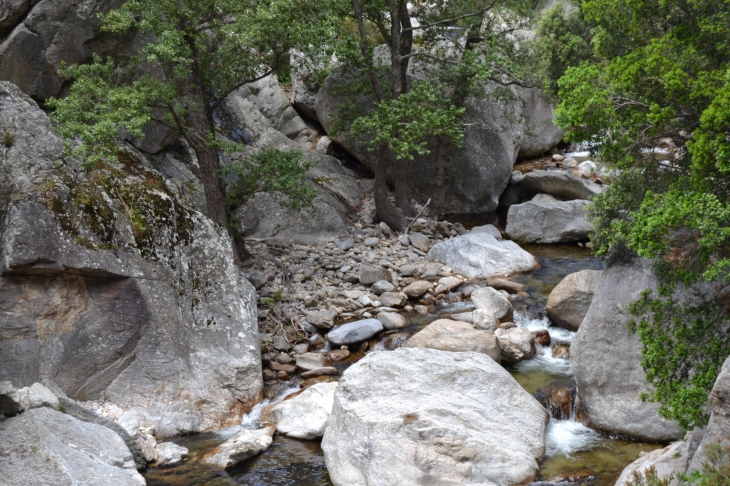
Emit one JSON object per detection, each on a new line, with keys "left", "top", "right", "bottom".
{"left": 144, "top": 244, "right": 663, "bottom": 486}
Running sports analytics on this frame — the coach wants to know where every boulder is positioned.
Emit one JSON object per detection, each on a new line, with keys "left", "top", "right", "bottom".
{"left": 379, "top": 292, "right": 407, "bottom": 307}
{"left": 296, "top": 353, "right": 332, "bottom": 372}
{"left": 547, "top": 269, "right": 602, "bottom": 331}
{"left": 155, "top": 442, "right": 188, "bottom": 467}
{"left": 495, "top": 327, "right": 535, "bottom": 363}
{"left": 472, "top": 308, "right": 499, "bottom": 330}
{"left": 506, "top": 194, "right": 592, "bottom": 244}
{"left": 408, "top": 232, "right": 430, "bottom": 252}
{"left": 327, "top": 319, "right": 384, "bottom": 346}
{"left": 615, "top": 440, "right": 698, "bottom": 486}
{"left": 270, "top": 382, "right": 338, "bottom": 440}
{"left": 377, "top": 311, "right": 408, "bottom": 330}
{"left": 18, "top": 382, "right": 59, "bottom": 411}
{"left": 322, "top": 347, "right": 548, "bottom": 486}
{"left": 471, "top": 224, "right": 502, "bottom": 239}
{"left": 0, "top": 381, "right": 21, "bottom": 416}
{"left": 501, "top": 170, "right": 604, "bottom": 206}
{"left": 572, "top": 254, "right": 683, "bottom": 441}
{"left": 0, "top": 81, "right": 262, "bottom": 436}
{"left": 205, "top": 426, "right": 275, "bottom": 469}
{"left": 359, "top": 266, "right": 391, "bottom": 285}
{"left": 402, "top": 280, "right": 432, "bottom": 298}
{"left": 471, "top": 287, "right": 514, "bottom": 322}
{"left": 0, "top": 407, "right": 145, "bottom": 485}
{"left": 405, "top": 319, "right": 501, "bottom": 363}
{"left": 290, "top": 50, "right": 323, "bottom": 120}
{"left": 427, "top": 231, "right": 538, "bottom": 279}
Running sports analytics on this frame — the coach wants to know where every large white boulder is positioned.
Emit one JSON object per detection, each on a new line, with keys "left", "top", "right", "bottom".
{"left": 427, "top": 231, "right": 538, "bottom": 279}
{"left": 270, "top": 382, "right": 338, "bottom": 440}
{"left": 506, "top": 194, "right": 592, "bottom": 244}
{"left": 322, "top": 347, "right": 548, "bottom": 486}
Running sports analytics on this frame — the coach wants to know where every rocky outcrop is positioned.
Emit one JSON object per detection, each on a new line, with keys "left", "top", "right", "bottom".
{"left": 269, "top": 382, "right": 337, "bottom": 440}
{"left": 505, "top": 194, "right": 592, "bottom": 244}
{"left": 405, "top": 319, "right": 501, "bottom": 362}
{"left": 315, "top": 53, "right": 563, "bottom": 215}
{"left": 0, "top": 407, "right": 146, "bottom": 485}
{"left": 572, "top": 254, "right": 683, "bottom": 441}
{"left": 322, "top": 347, "right": 548, "bottom": 486}
{"left": 0, "top": 81, "right": 262, "bottom": 436}
{"left": 500, "top": 169, "right": 604, "bottom": 206}
{"left": 427, "top": 229, "right": 538, "bottom": 279}
{"left": 547, "top": 269, "right": 601, "bottom": 331}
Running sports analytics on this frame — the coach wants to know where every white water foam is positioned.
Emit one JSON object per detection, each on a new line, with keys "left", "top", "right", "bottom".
{"left": 545, "top": 419, "right": 602, "bottom": 457}
{"left": 215, "top": 384, "right": 301, "bottom": 439}
{"left": 514, "top": 313, "right": 575, "bottom": 344}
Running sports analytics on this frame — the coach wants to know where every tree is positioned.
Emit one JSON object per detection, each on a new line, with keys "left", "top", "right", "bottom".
{"left": 333, "top": 0, "right": 538, "bottom": 230}
{"left": 48, "top": 0, "right": 347, "bottom": 263}
{"left": 548, "top": 0, "right": 730, "bottom": 429}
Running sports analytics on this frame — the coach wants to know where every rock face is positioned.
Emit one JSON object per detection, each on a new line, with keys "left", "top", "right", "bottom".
{"left": 506, "top": 194, "right": 592, "bottom": 244}
{"left": 315, "top": 57, "right": 563, "bottom": 215}
{"left": 547, "top": 269, "right": 602, "bottom": 331}
{"left": 0, "top": 81, "right": 262, "bottom": 436}
{"left": 501, "top": 170, "right": 604, "bottom": 206}
{"left": 405, "top": 319, "right": 501, "bottom": 363}
{"left": 270, "top": 382, "right": 338, "bottom": 440}
{"left": 0, "top": 407, "right": 145, "bottom": 485}
{"left": 572, "top": 254, "right": 683, "bottom": 441}
{"left": 322, "top": 347, "right": 548, "bottom": 486}
{"left": 205, "top": 426, "right": 275, "bottom": 469}
{"left": 427, "top": 231, "right": 538, "bottom": 279}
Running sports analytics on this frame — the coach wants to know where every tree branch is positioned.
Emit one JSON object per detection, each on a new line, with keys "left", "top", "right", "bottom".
{"left": 210, "top": 70, "right": 274, "bottom": 110}
{"left": 399, "top": 52, "right": 460, "bottom": 65}
{"left": 403, "top": 1, "right": 499, "bottom": 32}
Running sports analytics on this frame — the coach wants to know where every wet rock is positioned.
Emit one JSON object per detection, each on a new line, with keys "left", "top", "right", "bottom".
{"left": 379, "top": 292, "right": 407, "bottom": 307}
{"left": 383, "top": 333, "right": 411, "bottom": 350}
{"left": 535, "top": 382, "right": 575, "bottom": 420}
{"left": 532, "top": 330, "right": 551, "bottom": 347}
{"left": 377, "top": 311, "right": 408, "bottom": 330}
{"left": 495, "top": 327, "right": 535, "bottom": 363}
{"left": 487, "top": 277, "right": 528, "bottom": 293}
{"left": 155, "top": 442, "right": 189, "bottom": 467}
{"left": 547, "top": 269, "right": 601, "bottom": 331}
{"left": 205, "top": 426, "right": 275, "bottom": 469}
{"left": 270, "top": 382, "right": 338, "bottom": 439}
{"left": 328, "top": 348, "right": 351, "bottom": 361}
{"left": 309, "top": 334, "right": 326, "bottom": 349}
{"left": 371, "top": 280, "right": 395, "bottom": 295}
{"left": 403, "top": 280, "right": 432, "bottom": 298}
{"left": 0, "top": 381, "right": 21, "bottom": 416}
{"left": 413, "top": 305, "right": 429, "bottom": 315}
{"left": 428, "top": 231, "right": 538, "bottom": 279}
{"left": 322, "top": 348, "right": 548, "bottom": 486}
{"left": 506, "top": 194, "right": 592, "bottom": 244}
{"left": 408, "top": 232, "right": 430, "bottom": 252}
{"left": 405, "top": 319, "right": 501, "bottom": 363}
{"left": 573, "top": 254, "right": 683, "bottom": 441}
{"left": 306, "top": 309, "right": 338, "bottom": 329}
{"left": 296, "top": 353, "right": 332, "bottom": 372}
{"left": 301, "top": 367, "right": 339, "bottom": 379}
{"left": 360, "top": 266, "right": 390, "bottom": 285}
{"left": 552, "top": 344, "right": 570, "bottom": 360}
{"left": 327, "top": 319, "right": 383, "bottom": 346}
{"left": 0, "top": 407, "right": 145, "bottom": 485}
{"left": 471, "top": 287, "right": 513, "bottom": 322}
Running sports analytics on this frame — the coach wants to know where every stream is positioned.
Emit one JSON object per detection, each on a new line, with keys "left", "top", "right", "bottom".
{"left": 144, "top": 244, "right": 662, "bottom": 486}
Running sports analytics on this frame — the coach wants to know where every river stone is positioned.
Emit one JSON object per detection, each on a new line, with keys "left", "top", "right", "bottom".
{"left": 301, "top": 367, "right": 339, "bottom": 379}
{"left": 402, "top": 280, "right": 432, "bottom": 298}
{"left": 471, "top": 287, "right": 514, "bottom": 322}
{"left": 306, "top": 309, "right": 338, "bottom": 329}
{"left": 408, "top": 232, "right": 430, "bottom": 252}
{"left": 487, "top": 277, "right": 528, "bottom": 293}
{"left": 405, "top": 319, "right": 501, "bottom": 363}
{"left": 494, "top": 327, "right": 535, "bottom": 363}
{"left": 364, "top": 237, "right": 380, "bottom": 247}
{"left": 518, "top": 170, "right": 603, "bottom": 201}
{"left": 296, "top": 353, "right": 332, "bottom": 372}
{"left": 360, "top": 266, "right": 390, "bottom": 285}
{"left": 371, "top": 280, "right": 395, "bottom": 295}
{"left": 451, "top": 312, "right": 473, "bottom": 323}
{"left": 379, "top": 292, "right": 407, "bottom": 307}
{"left": 327, "top": 319, "right": 383, "bottom": 346}
{"left": 205, "top": 426, "right": 275, "bottom": 469}
{"left": 471, "top": 224, "right": 502, "bottom": 240}
{"left": 322, "top": 347, "right": 548, "bottom": 486}
{"left": 0, "top": 407, "right": 145, "bottom": 485}
{"left": 0, "top": 381, "right": 21, "bottom": 416}
{"left": 377, "top": 311, "right": 408, "bottom": 330}
{"left": 438, "top": 276, "right": 462, "bottom": 293}
{"left": 270, "top": 382, "right": 338, "bottom": 440}
{"left": 472, "top": 308, "right": 499, "bottom": 330}
{"left": 336, "top": 238, "right": 354, "bottom": 251}
{"left": 427, "top": 231, "right": 538, "bottom": 279}
{"left": 547, "top": 269, "right": 602, "bottom": 331}
{"left": 506, "top": 194, "right": 592, "bottom": 244}
{"left": 572, "top": 254, "right": 683, "bottom": 441}
{"left": 155, "top": 442, "right": 188, "bottom": 467}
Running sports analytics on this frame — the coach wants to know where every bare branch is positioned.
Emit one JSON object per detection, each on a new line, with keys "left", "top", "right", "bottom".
{"left": 399, "top": 52, "right": 460, "bottom": 65}
{"left": 210, "top": 70, "right": 274, "bottom": 110}
{"left": 404, "top": 0, "right": 499, "bottom": 33}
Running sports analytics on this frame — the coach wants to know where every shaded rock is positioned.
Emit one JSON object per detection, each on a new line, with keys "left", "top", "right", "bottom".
{"left": 296, "top": 353, "right": 332, "bottom": 372}
{"left": 405, "top": 319, "right": 500, "bottom": 363}
{"left": 379, "top": 292, "right": 407, "bottom": 307}
{"left": 0, "top": 381, "right": 20, "bottom": 416}
{"left": 428, "top": 231, "right": 538, "bottom": 279}
{"left": 306, "top": 309, "right": 338, "bottom": 329}
{"left": 301, "top": 367, "right": 339, "bottom": 379}
{"left": 495, "top": 327, "right": 535, "bottom": 363}
{"left": 514, "top": 170, "right": 603, "bottom": 202}
{"left": 535, "top": 382, "right": 575, "bottom": 420}
{"left": 205, "top": 426, "right": 275, "bottom": 469}
{"left": 402, "top": 280, "right": 432, "bottom": 298}
{"left": 272, "top": 336, "right": 292, "bottom": 351}
{"left": 270, "top": 382, "right": 337, "bottom": 440}
{"left": 377, "top": 311, "right": 408, "bottom": 330}
{"left": 408, "top": 232, "right": 430, "bottom": 252}
{"left": 135, "top": 437, "right": 158, "bottom": 463}
{"left": 471, "top": 287, "right": 514, "bottom": 322}
{"left": 547, "top": 269, "right": 601, "bottom": 331}
{"left": 0, "top": 407, "right": 145, "bottom": 485}
{"left": 322, "top": 348, "right": 548, "bottom": 486}
{"left": 505, "top": 194, "right": 592, "bottom": 244}
{"left": 360, "top": 266, "right": 390, "bottom": 285}
{"left": 155, "top": 442, "right": 188, "bottom": 467}
{"left": 327, "top": 319, "right": 383, "bottom": 346}
{"left": 572, "top": 255, "right": 683, "bottom": 441}
{"left": 371, "top": 280, "right": 395, "bottom": 295}
{"left": 383, "top": 333, "right": 411, "bottom": 350}
{"left": 533, "top": 329, "right": 551, "bottom": 347}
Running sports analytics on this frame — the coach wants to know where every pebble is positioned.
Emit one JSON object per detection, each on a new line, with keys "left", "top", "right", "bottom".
{"left": 364, "top": 237, "right": 379, "bottom": 247}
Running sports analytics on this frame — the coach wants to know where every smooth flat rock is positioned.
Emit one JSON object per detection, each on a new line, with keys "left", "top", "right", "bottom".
{"left": 327, "top": 319, "right": 383, "bottom": 346}
{"left": 506, "top": 194, "right": 592, "bottom": 244}
{"left": 322, "top": 348, "right": 548, "bottom": 486}
{"left": 296, "top": 353, "right": 332, "bottom": 372}
{"left": 306, "top": 309, "right": 338, "bottom": 329}
{"left": 371, "top": 280, "right": 395, "bottom": 295}
{"left": 405, "top": 319, "right": 501, "bottom": 363}
{"left": 270, "top": 382, "right": 338, "bottom": 439}
{"left": 205, "top": 426, "right": 275, "bottom": 469}
{"left": 379, "top": 292, "right": 407, "bottom": 307}
{"left": 547, "top": 269, "right": 601, "bottom": 331}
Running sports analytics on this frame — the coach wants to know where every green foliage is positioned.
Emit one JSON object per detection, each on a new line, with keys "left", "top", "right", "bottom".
{"left": 552, "top": 0, "right": 730, "bottom": 429}
{"left": 222, "top": 148, "right": 317, "bottom": 216}
{"left": 59, "top": 405, "right": 66, "bottom": 414}
{"left": 627, "top": 441, "right": 730, "bottom": 486}
{"left": 262, "top": 288, "right": 283, "bottom": 307}
{"left": 2, "top": 131, "right": 14, "bottom": 147}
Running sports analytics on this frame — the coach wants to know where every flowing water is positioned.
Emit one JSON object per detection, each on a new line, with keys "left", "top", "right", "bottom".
{"left": 144, "top": 244, "right": 662, "bottom": 485}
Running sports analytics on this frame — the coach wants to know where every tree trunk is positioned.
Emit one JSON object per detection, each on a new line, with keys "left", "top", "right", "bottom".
{"left": 394, "top": 158, "right": 411, "bottom": 215}
{"left": 374, "top": 143, "right": 407, "bottom": 232}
